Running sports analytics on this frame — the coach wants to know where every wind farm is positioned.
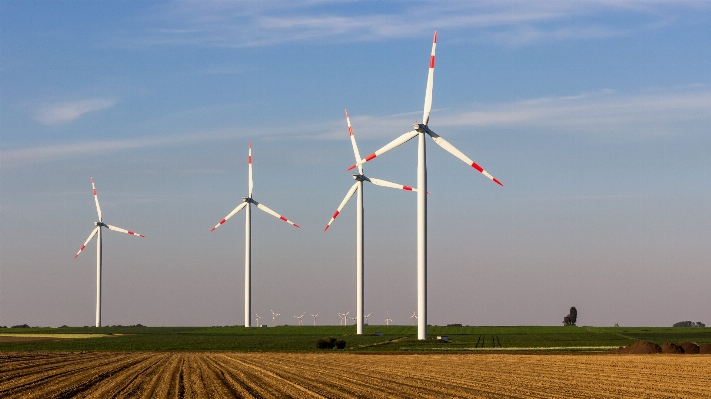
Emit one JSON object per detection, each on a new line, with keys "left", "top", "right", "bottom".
{"left": 3, "top": 2, "right": 711, "bottom": 397}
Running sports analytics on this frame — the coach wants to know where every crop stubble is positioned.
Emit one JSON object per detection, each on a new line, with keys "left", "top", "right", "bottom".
{"left": 1, "top": 352, "right": 709, "bottom": 398}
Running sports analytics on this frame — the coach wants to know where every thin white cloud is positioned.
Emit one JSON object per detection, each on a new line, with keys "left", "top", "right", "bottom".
{"left": 35, "top": 98, "right": 118, "bottom": 125}
{"left": 5, "top": 87, "right": 709, "bottom": 168}
{"left": 125, "top": 0, "right": 708, "bottom": 48}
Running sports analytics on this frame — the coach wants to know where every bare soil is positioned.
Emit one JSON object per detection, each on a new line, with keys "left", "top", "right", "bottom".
{"left": 1, "top": 352, "right": 710, "bottom": 398}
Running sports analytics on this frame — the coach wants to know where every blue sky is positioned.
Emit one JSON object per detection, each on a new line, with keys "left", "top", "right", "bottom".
{"left": 1, "top": 1, "right": 709, "bottom": 328}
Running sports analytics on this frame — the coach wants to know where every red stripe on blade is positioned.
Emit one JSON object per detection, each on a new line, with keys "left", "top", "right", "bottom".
{"left": 433, "top": 31, "right": 437, "bottom": 43}
{"left": 219, "top": 219, "right": 226, "bottom": 225}
{"left": 280, "top": 216, "right": 287, "bottom": 222}
{"left": 430, "top": 55, "right": 435, "bottom": 68}
{"left": 248, "top": 156, "right": 252, "bottom": 164}
{"left": 348, "top": 126, "right": 353, "bottom": 136}
{"left": 347, "top": 164, "right": 356, "bottom": 171}
{"left": 365, "top": 153, "right": 376, "bottom": 161}
{"left": 403, "top": 186, "right": 413, "bottom": 191}
{"left": 332, "top": 210, "right": 340, "bottom": 219}
{"left": 93, "top": 189, "right": 97, "bottom": 195}
{"left": 293, "top": 224, "right": 300, "bottom": 228}
{"left": 80, "top": 245, "right": 85, "bottom": 251}
{"left": 493, "top": 178, "right": 503, "bottom": 186}
{"left": 471, "top": 162, "right": 484, "bottom": 173}
{"left": 324, "top": 225, "right": 330, "bottom": 232}
{"left": 128, "top": 231, "right": 134, "bottom": 235}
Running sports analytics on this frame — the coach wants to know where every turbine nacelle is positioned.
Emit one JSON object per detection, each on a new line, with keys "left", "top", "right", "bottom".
{"left": 242, "top": 197, "right": 255, "bottom": 204}
{"left": 352, "top": 174, "right": 370, "bottom": 182}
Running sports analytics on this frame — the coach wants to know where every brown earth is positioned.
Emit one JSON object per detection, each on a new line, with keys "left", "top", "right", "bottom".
{"left": 1, "top": 352, "right": 710, "bottom": 398}
{"left": 700, "top": 344, "right": 711, "bottom": 354}
{"left": 614, "top": 341, "right": 661, "bottom": 354}
{"left": 661, "top": 342, "right": 685, "bottom": 354}
{"left": 679, "top": 342, "right": 700, "bottom": 354}
{"left": 0, "top": 336, "right": 63, "bottom": 342}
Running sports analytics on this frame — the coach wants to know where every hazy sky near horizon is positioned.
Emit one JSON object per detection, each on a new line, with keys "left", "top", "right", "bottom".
{"left": 1, "top": 1, "right": 709, "bottom": 328}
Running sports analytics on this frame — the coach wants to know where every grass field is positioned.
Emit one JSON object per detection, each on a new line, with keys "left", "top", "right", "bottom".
{"left": 1, "top": 325, "right": 709, "bottom": 352}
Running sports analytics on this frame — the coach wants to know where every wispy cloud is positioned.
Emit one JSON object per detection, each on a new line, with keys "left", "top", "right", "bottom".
{"left": 35, "top": 98, "right": 118, "bottom": 125}
{"left": 5, "top": 87, "right": 709, "bottom": 168}
{"left": 125, "top": 1, "right": 708, "bottom": 48}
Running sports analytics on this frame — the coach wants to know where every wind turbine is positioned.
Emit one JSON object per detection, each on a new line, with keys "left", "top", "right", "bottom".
{"left": 211, "top": 143, "right": 299, "bottom": 328}
{"left": 364, "top": 313, "right": 371, "bottom": 325}
{"left": 326, "top": 110, "right": 419, "bottom": 335}
{"left": 385, "top": 311, "right": 393, "bottom": 326}
{"left": 74, "top": 178, "right": 145, "bottom": 328}
{"left": 271, "top": 310, "right": 280, "bottom": 326}
{"left": 338, "top": 313, "right": 345, "bottom": 326}
{"left": 255, "top": 312, "right": 262, "bottom": 326}
{"left": 410, "top": 311, "right": 418, "bottom": 326}
{"left": 348, "top": 32, "right": 503, "bottom": 340}
{"left": 294, "top": 313, "right": 305, "bottom": 326}
{"left": 310, "top": 312, "right": 319, "bottom": 326}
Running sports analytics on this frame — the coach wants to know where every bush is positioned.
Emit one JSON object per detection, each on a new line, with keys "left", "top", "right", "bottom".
{"left": 335, "top": 339, "right": 346, "bottom": 349}
{"left": 11, "top": 324, "right": 30, "bottom": 328}
{"left": 316, "top": 337, "right": 337, "bottom": 349}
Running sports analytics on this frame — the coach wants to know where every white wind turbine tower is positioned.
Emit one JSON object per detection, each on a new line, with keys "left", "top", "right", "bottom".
{"left": 410, "top": 311, "right": 418, "bottom": 326}
{"left": 211, "top": 143, "right": 299, "bottom": 328}
{"left": 310, "top": 313, "right": 319, "bottom": 326}
{"left": 348, "top": 32, "right": 503, "bottom": 340}
{"left": 325, "top": 110, "right": 419, "bottom": 335}
{"left": 271, "top": 310, "right": 280, "bottom": 327}
{"left": 294, "top": 313, "right": 305, "bottom": 326}
{"left": 385, "top": 311, "right": 393, "bottom": 326}
{"left": 74, "top": 178, "right": 145, "bottom": 328}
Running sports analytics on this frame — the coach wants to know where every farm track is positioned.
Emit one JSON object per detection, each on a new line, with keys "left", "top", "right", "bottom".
{"left": 0, "top": 352, "right": 709, "bottom": 398}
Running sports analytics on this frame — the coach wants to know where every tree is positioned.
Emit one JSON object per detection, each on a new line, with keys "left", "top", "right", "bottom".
{"left": 563, "top": 307, "right": 577, "bottom": 326}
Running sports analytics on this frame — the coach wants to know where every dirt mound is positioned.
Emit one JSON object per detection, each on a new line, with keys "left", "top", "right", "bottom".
{"left": 699, "top": 343, "right": 711, "bottom": 354}
{"left": 615, "top": 341, "right": 661, "bottom": 354}
{"left": 678, "top": 342, "right": 699, "bottom": 354}
{"left": 661, "top": 342, "right": 684, "bottom": 354}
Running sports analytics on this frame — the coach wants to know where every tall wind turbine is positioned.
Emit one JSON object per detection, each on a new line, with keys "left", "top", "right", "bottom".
{"left": 271, "top": 310, "right": 280, "bottom": 326}
{"left": 310, "top": 312, "right": 319, "bottom": 326}
{"left": 326, "top": 110, "right": 419, "bottom": 335}
{"left": 385, "top": 311, "right": 392, "bottom": 326}
{"left": 410, "top": 311, "right": 418, "bottom": 326}
{"left": 348, "top": 32, "right": 503, "bottom": 339}
{"left": 255, "top": 312, "right": 262, "bottom": 326}
{"left": 74, "top": 178, "right": 145, "bottom": 327}
{"left": 211, "top": 143, "right": 299, "bottom": 328}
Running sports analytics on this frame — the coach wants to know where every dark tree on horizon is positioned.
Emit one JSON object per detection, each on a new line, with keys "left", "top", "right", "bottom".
{"left": 563, "top": 307, "right": 577, "bottom": 326}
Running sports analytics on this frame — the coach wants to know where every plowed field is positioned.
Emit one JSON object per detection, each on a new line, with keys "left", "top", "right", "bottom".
{"left": 1, "top": 352, "right": 709, "bottom": 398}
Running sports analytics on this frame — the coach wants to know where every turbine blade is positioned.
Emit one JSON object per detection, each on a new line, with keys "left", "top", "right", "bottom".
{"left": 423, "top": 31, "right": 437, "bottom": 125}
{"left": 324, "top": 182, "right": 359, "bottom": 231}
{"left": 74, "top": 226, "right": 100, "bottom": 259}
{"left": 345, "top": 110, "right": 363, "bottom": 175}
{"left": 248, "top": 142, "right": 253, "bottom": 198}
{"left": 428, "top": 130, "right": 503, "bottom": 186}
{"left": 368, "top": 177, "right": 419, "bottom": 192}
{"left": 106, "top": 224, "right": 145, "bottom": 237}
{"left": 254, "top": 201, "right": 300, "bottom": 228}
{"left": 211, "top": 202, "right": 248, "bottom": 232}
{"left": 91, "top": 177, "right": 102, "bottom": 221}
{"left": 347, "top": 130, "right": 418, "bottom": 171}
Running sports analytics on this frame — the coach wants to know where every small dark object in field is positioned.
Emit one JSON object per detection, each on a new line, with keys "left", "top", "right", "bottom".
{"left": 698, "top": 344, "right": 711, "bottom": 354}
{"left": 678, "top": 342, "right": 699, "bottom": 354}
{"left": 11, "top": 324, "right": 30, "bottom": 328}
{"left": 316, "top": 337, "right": 337, "bottom": 349}
{"left": 661, "top": 342, "right": 684, "bottom": 354}
{"left": 335, "top": 339, "right": 346, "bottom": 349}
{"left": 614, "top": 341, "right": 661, "bottom": 354}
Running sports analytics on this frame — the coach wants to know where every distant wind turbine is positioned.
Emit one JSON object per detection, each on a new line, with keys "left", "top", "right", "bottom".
{"left": 294, "top": 313, "right": 305, "bottom": 326}
{"left": 210, "top": 143, "right": 299, "bottom": 328}
{"left": 364, "top": 313, "right": 371, "bottom": 325}
{"left": 325, "top": 110, "right": 418, "bottom": 335}
{"left": 410, "top": 311, "right": 418, "bottom": 326}
{"left": 74, "top": 178, "right": 145, "bottom": 328}
{"left": 255, "top": 312, "right": 262, "bottom": 326}
{"left": 385, "top": 311, "right": 393, "bottom": 326}
{"left": 271, "top": 310, "right": 280, "bottom": 327}
{"left": 310, "top": 313, "right": 319, "bottom": 326}
{"left": 348, "top": 32, "right": 503, "bottom": 339}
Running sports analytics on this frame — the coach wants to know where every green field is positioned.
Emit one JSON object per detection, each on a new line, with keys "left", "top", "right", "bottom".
{"left": 1, "top": 325, "right": 709, "bottom": 352}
